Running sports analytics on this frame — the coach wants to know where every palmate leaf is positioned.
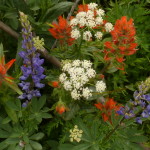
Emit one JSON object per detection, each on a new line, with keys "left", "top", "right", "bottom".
{"left": 74, "top": 118, "right": 92, "bottom": 142}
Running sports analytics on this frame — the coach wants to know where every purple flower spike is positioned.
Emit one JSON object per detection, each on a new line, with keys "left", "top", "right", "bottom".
{"left": 18, "top": 12, "right": 46, "bottom": 106}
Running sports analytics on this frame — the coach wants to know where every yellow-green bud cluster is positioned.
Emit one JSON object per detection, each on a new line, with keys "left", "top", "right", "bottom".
{"left": 69, "top": 125, "right": 83, "bottom": 142}
{"left": 139, "top": 77, "right": 150, "bottom": 94}
{"left": 19, "top": 11, "right": 32, "bottom": 32}
{"left": 33, "top": 36, "right": 45, "bottom": 50}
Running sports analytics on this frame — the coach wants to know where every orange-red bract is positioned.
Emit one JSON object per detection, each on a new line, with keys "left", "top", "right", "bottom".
{"left": 0, "top": 56, "right": 16, "bottom": 86}
{"left": 111, "top": 16, "right": 136, "bottom": 42}
{"left": 95, "top": 98, "right": 121, "bottom": 122}
{"left": 56, "top": 103, "right": 66, "bottom": 114}
{"left": 103, "top": 16, "right": 138, "bottom": 70}
{"left": 48, "top": 16, "right": 75, "bottom": 46}
{"left": 78, "top": 4, "right": 89, "bottom": 12}
{"left": 52, "top": 81, "right": 59, "bottom": 88}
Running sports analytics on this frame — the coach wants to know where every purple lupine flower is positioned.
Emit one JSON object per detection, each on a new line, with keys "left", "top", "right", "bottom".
{"left": 18, "top": 12, "right": 45, "bottom": 106}
{"left": 136, "top": 117, "right": 142, "bottom": 124}
{"left": 117, "top": 78, "right": 150, "bottom": 124}
{"left": 142, "top": 94, "right": 150, "bottom": 101}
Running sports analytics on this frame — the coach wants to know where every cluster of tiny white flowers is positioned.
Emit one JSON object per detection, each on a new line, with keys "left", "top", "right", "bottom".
{"left": 70, "top": 2, "right": 113, "bottom": 41}
{"left": 59, "top": 60, "right": 96, "bottom": 100}
{"left": 69, "top": 125, "right": 83, "bottom": 142}
{"left": 104, "top": 22, "right": 114, "bottom": 32}
{"left": 83, "top": 31, "right": 92, "bottom": 41}
{"left": 88, "top": 2, "right": 98, "bottom": 10}
{"left": 33, "top": 36, "right": 45, "bottom": 50}
{"left": 95, "top": 80, "right": 106, "bottom": 93}
{"left": 95, "top": 32, "right": 103, "bottom": 40}
{"left": 71, "top": 29, "right": 81, "bottom": 39}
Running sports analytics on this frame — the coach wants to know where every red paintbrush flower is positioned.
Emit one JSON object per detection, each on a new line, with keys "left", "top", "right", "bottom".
{"left": 55, "top": 101, "right": 67, "bottom": 114}
{"left": 78, "top": 4, "right": 89, "bottom": 12}
{"left": 48, "top": 16, "right": 75, "bottom": 45}
{"left": 0, "top": 56, "right": 16, "bottom": 85}
{"left": 111, "top": 16, "right": 136, "bottom": 42}
{"left": 95, "top": 98, "right": 121, "bottom": 122}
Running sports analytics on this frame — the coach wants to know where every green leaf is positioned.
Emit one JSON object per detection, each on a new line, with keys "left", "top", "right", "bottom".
{"left": 41, "top": 112, "right": 52, "bottom": 119}
{"left": 2, "top": 117, "right": 11, "bottom": 124}
{"left": 0, "top": 129, "right": 10, "bottom": 138}
{"left": 7, "top": 144, "right": 17, "bottom": 150}
{"left": 58, "top": 144, "right": 74, "bottom": 150}
{"left": 5, "top": 101, "right": 20, "bottom": 111}
{"left": 0, "top": 141, "right": 8, "bottom": 150}
{"left": 30, "top": 140, "right": 42, "bottom": 150}
{"left": 106, "top": 65, "right": 118, "bottom": 73}
{"left": 41, "top": 2, "right": 73, "bottom": 22}
{"left": 37, "top": 95, "right": 46, "bottom": 111}
{"left": 5, "top": 138, "right": 20, "bottom": 144}
{"left": 72, "top": 143, "right": 92, "bottom": 150}
{"left": 25, "top": 144, "right": 33, "bottom": 150}
{"left": 4, "top": 106, "right": 18, "bottom": 123}
{"left": 31, "top": 97, "right": 38, "bottom": 112}
{"left": 30, "top": 133, "right": 44, "bottom": 141}
{"left": 129, "top": 135, "right": 148, "bottom": 143}
{"left": 0, "top": 43, "right": 4, "bottom": 58}
{"left": 63, "top": 103, "right": 80, "bottom": 120}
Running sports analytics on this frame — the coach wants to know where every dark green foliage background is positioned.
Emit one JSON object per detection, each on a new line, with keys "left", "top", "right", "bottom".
{"left": 0, "top": 0, "right": 150, "bottom": 149}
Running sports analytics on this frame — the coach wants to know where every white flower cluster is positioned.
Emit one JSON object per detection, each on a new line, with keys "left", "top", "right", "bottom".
{"left": 33, "top": 36, "right": 45, "bottom": 51}
{"left": 59, "top": 60, "right": 96, "bottom": 100}
{"left": 70, "top": 2, "right": 113, "bottom": 41}
{"left": 105, "top": 22, "right": 114, "bottom": 32}
{"left": 69, "top": 125, "right": 83, "bottom": 142}
{"left": 95, "top": 80, "right": 106, "bottom": 93}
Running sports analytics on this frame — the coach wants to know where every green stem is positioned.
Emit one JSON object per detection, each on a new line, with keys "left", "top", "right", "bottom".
{"left": 102, "top": 117, "right": 125, "bottom": 143}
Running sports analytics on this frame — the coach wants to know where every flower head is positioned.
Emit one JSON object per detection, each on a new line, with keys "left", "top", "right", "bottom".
{"left": 95, "top": 98, "right": 121, "bottom": 122}
{"left": 69, "top": 125, "right": 83, "bottom": 142}
{"left": 48, "top": 16, "right": 75, "bottom": 45}
{"left": 55, "top": 101, "right": 67, "bottom": 114}
{"left": 0, "top": 56, "right": 16, "bottom": 85}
